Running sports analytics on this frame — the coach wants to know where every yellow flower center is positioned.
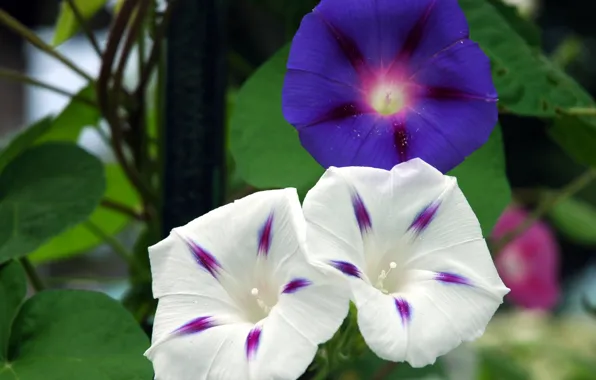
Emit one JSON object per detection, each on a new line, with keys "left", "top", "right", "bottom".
{"left": 369, "top": 83, "right": 405, "bottom": 116}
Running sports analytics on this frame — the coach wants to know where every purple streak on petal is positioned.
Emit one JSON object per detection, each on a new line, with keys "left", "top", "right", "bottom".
{"left": 395, "top": 0, "right": 470, "bottom": 72}
{"left": 392, "top": 116, "right": 409, "bottom": 163}
{"left": 174, "top": 316, "right": 217, "bottom": 335}
{"left": 394, "top": 0, "right": 437, "bottom": 64}
{"left": 282, "top": 69, "right": 367, "bottom": 129}
{"left": 330, "top": 260, "right": 362, "bottom": 278}
{"left": 258, "top": 213, "right": 274, "bottom": 256}
{"left": 286, "top": 13, "right": 360, "bottom": 86}
{"left": 302, "top": 102, "right": 371, "bottom": 129}
{"left": 411, "top": 40, "right": 497, "bottom": 99}
{"left": 394, "top": 297, "right": 411, "bottom": 325}
{"left": 282, "top": 278, "right": 312, "bottom": 294}
{"left": 185, "top": 239, "right": 222, "bottom": 278}
{"left": 312, "top": 9, "right": 372, "bottom": 79}
{"left": 246, "top": 326, "right": 262, "bottom": 360}
{"left": 436, "top": 272, "right": 470, "bottom": 285}
{"left": 409, "top": 202, "right": 441, "bottom": 235}
{"left": 352, "top": 192, "right": 372, "bottom": 233}
{"left": 415, "top": 85, "right": 498, "bottom": 102}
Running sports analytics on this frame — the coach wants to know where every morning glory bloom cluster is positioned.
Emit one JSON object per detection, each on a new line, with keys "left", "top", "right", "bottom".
{"left": 282, "top": 0, "right": 498, "bottom": 173}
{"left": 146, "top": 160, "right": 508, "bottom": 379}
{"left": 145, "top": 0, "right": 508, "bottom": 379}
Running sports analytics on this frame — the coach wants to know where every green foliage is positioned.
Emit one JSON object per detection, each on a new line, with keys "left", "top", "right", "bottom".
{"left": 0, "top": 144, "right": 106, "bottom": 263}
{"left": 53, "top": 0, "right": 109, "bottom": 46}
{"left": 0, "top": 117, "right": 53, "bottom": 173}
{"left": 449, "top": 125, "right": 511, "bottom": 236}
{"left": 335, "top": 349, "right": 445, "bottom": 379}
{"left": 477, "top": 348, "right": 530, "bottom": 380}
{"left": 549, "top": 115, "right": 596, "bottom": 168}
{"left": 548, "top": 195, "right": 596, "bottom": 245}
{"left": 30, "top": 164, "right": 140, "bottom": 262}
{"left": 0, "top": 261, "right": 152, "bottom": 380}
{"left": 486, "top": 0, "right": 541, "bottom": 48}
{"left": 0, "top": 262, "right": 26, "bottom": 362}
{"left": 37, "top": 86, "right": 101, "bottom": 143}
{"left": 460, "top": 0, "right": 593, "bottom": 116}
{"left": 230, "top": 45, "right": 323, "bottom": 192}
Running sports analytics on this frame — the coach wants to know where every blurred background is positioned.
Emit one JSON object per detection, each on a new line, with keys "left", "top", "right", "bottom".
{"left": 2, "top": 0, "right": 596, "bottom": 378}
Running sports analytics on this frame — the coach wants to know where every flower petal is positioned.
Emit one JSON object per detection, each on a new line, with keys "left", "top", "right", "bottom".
{"left": 250, "top": 279, "right": 348, "bottom": 380}
{"left": 311, "top": 0, "right": 465, "bottom": 70}
{"left": 287, "top": 12, "right": 360, "bottom": 85}
{"left": 411, "top": 39, "right": 497, "bottom": 99}
{"left": 282, "top": 69, "right": 369, "bottom": 129}
{"left": 153, "top": 189, "right": 306, "bottom": 298}
{"left": 146, "top": 322, "right": 252, "bottom": 380}
{"left": 304, "top": 159, "right": 508, "bottom": 366}
{"left": 493, "top": 207, "right": 560, "bottom": 310}
{"left": 303, "top": 158, "right": 451, "bottom": 278}
{"left": 149, "top": 232, "right": 238, "bottom": 302}
{"left": 355, "top": 265, "right": 506, "bottom": 367}
{"left": 149, "top": 294, "right": 242, "bottom": 347}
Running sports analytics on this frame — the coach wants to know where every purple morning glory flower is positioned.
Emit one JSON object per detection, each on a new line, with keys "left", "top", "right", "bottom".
{"left": 282, "top": 0, "right": 498, "bottom": 173}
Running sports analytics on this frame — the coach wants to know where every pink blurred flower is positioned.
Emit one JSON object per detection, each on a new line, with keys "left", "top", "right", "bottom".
{"left": 492, "top": 206, "right": 560, "bottom": 311}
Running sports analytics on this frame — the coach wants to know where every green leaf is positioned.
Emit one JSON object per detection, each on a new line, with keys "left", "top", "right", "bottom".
{"left": 460, "top": 0, "right": 593, "bottom": 116}
{"left": 549, "top": 115, "right": 596, "bottom": 168}
{"left": 52, "top": 0, "right": 109, "bottom": 46}
{"left": 449, "top": 125, "right": 511, "bottom": 236}
{"left": 0, "top": 143, "right": 106, "bottom": 263}
{"left": 30, "top": 164, "right": 140, "bottom": 262}
{"left": 37, "top": 85, "right": 100, "bottom": 143}
{"left": 486, "top": 0, "right": 541, "bottom": 48}
{"left": 478, "top": 348, "right": 530, "bottom": 380}
{"left": 336, "top": 350, "right": 445, "bottom": 379}
{"left": 230, "top": 45, "right": 324, "bottom": 192}
{"left": 0, "top": 261, "right": 26, "bottom": 362}
{"left": 0, "top": 287, "right": 151, "bottom": 380}
{"left": 548, "top": 195, "right": 596, "bottom": 245}
{"left": 0, "top": 117, "right": 53, "bottom": 173}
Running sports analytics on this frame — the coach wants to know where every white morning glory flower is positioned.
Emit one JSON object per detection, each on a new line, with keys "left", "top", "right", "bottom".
{"left": 145, "top": 189, "right": 349, "bottom": 380}
{"left": 302, "top": 158, "right": 510, "bottom": 368}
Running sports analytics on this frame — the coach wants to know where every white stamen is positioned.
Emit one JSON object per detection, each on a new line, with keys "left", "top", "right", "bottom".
{"left": 251, "top": 287, "right": 272, "bottom": 314}
{"left": 376, "top": 262, "right": 398, "bottom": 294}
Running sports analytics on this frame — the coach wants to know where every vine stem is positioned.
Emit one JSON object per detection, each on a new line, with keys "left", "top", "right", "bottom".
{"left": 97, "top": 0, "right": 157, "bottom": 205}
{"left": 65, "top": 0, "right": 102, "bottom": 57}
{"left": 494, "top": 168, "right": 596, "bottom": 252}
{"left": 0, "top": 9, "right": 93, "bottom": 82}
{"left": 565, "top": 107, "right": 596, "bottom": 116}
{"left": 19, "top": 257, "right": 45, "bottom": 292}
{"left": 371, "top": 362, "right": 399, "bottom": 380}
{"left": 83, "top": 221, "right": 138, "bottom": 270}
{"left": 100, "top": 198, "right": 145, "bottom": 220}
{"left": 0, "top": 68, "right": 96, "bottom": 107}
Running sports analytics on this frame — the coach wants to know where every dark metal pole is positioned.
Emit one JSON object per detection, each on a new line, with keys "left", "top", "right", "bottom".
{"left": 162, "top": 0, "right": 227, "bottom": 235}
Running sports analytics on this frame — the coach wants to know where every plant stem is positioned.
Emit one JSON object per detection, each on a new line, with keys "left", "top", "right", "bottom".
{"left": 0, "top": 68, "right": 96, "bottom": 107}
{"left": 136, "top": 0, "right": 176, "bottom": 99}
{"left": 98, "top": 0, "right": 157, "bottom": 205}
{"left": 83, "top": 221, "right": 138, "bottom": 270}
{"left": 65, "top": 0, "right": 102, "bottom": 57}
{"left": 0, "top": 9, "right": 93, "bottom": 82}
{"left": 19, "top": 257, "right": 45, "bottom": 292}
{"left": 565, "top": 107, "right": 596, "bottom": 116}
{"left": 494, "top": 168, "right": 596, "bottom": 252}
{"left": 372, "top": 362, "right": 399, "bottom": 380}
{"left": 100, "top": 198, "right": 145, "bottom": 220}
